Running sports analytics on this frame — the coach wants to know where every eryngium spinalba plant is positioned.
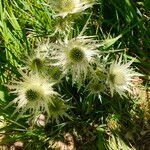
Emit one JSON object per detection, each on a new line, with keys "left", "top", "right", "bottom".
{"left": 0, "top": 0, "right": 145, "bottom": 149}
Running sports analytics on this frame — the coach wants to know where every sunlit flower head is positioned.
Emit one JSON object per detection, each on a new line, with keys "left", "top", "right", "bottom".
{"left": 8, "top": 72, "right": 58, "bottom": 119}
{"left": 51, "top": 36, "right": 99, "bottom": 85}
{"left": 24, "top": 43, "right": 50, "bottom": 73}
{"left": 49, "top": 0, "right": 94, "bottom": 18}
{"left": 107, "top": 56, "right": 140, "bottom": 97}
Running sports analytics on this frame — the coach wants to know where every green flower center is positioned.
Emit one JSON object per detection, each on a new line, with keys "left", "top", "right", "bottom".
{"left": 32, "top": 58, "right": 43, "bottom": 70}
{"left": 110, "top": 72, "right": 126, "bottom": 86}
{"left": 25, "top": 89, "right": 40, "bottom": 101}
{"left": 69, "top": 47, "right": 85, "bottom": 63}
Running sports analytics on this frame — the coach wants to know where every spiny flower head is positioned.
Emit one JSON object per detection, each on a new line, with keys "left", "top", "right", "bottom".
{"left": 107, "top": 56, "right": 140, "bottom": 97}
{"left": 8, "top": 72, "right": 58, "bottom": 119}
{"left": 49, "top": 0, "right": 94, "bottom": 18}
{"left": 24, "top": 43, "right": 50, "bottom": 73}
{"left": 51, "top": 36, "right": 99, "bottom": 85}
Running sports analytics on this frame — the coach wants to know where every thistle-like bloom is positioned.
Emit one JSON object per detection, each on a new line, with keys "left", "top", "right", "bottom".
{"left": 107, "top": 57, "right": 140, "bottom": 97}
{"left": 8, "top": 73, "right": 58, "bottom": 119}
{"left": 51, "top": 36, "right": 99, "bottom": 85}
{"left": 49, "top": 0, "right": 94, "bottom": 18}
{"left": 24, "top": 43, "right": 50, "bottom": 73}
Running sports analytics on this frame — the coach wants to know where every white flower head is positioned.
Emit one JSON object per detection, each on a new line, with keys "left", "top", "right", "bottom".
{"left": 107, "top": 56, "right": 140, "bottom": 97}
{"left": 51, "top": 36, "right": 99, "bottom": 85}
{"left": 8, "top": 72, "right": 58, "bottom": 119}
{"left": 24, "top": 43, "right": 50, "bottom": 73}
{"left": 49, "top": 0, "right": 94, "bottom": 18}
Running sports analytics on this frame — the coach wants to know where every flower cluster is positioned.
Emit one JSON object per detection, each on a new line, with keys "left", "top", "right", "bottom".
{"left": 6, "top": 0, "right": 141, "bottom": 124}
